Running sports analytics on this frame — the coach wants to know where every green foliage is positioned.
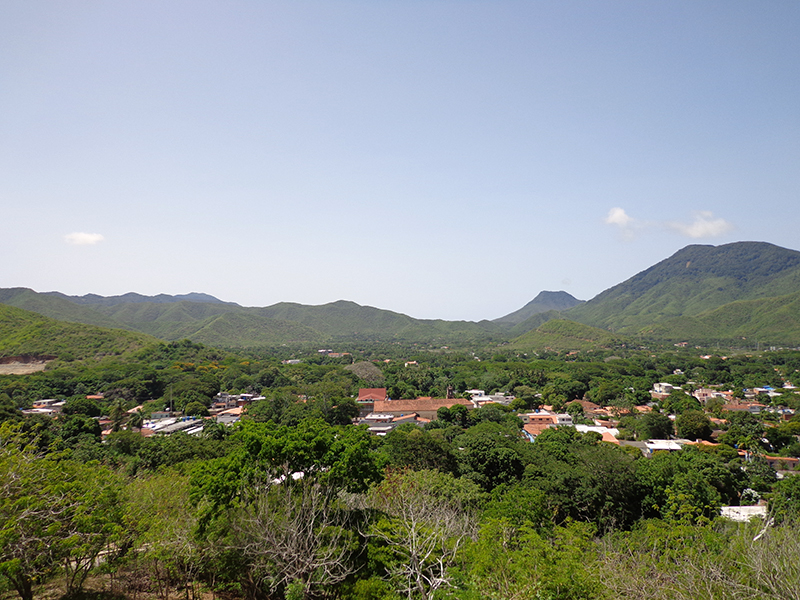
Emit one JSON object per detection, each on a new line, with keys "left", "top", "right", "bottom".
{"left": 510, "top": 319, "right": 630, "bottom": 353}
{"left": 191, "top": 418, "right": 381, "bottom": 531}
{"left": 382, "top": 425, "right": 459, "bottom": 474}
{"left": 661, "top": 389, "right": 702, "bottom": 415}
{"left": 675, "top": 409, "right": 713, "bottom": 440}
{"left": 525, "top": 427, "right": 641, "bottom": 531}
{"left": 718, "top": 411, "right": 766, "bottom": 450}
{"left": 62, "top": 397, "right": 102, "bottom": 417}
{"left": 619, "top": 411, "right": 674, "bottom": 440}
{"left": 0, "top": 425, "right": 124, "bottom": 600}
{"left": 465, "top": 519, "right": 599, "bottom": 600}
{"left": 770, "top": 474, "right": 800, "bottom": 524}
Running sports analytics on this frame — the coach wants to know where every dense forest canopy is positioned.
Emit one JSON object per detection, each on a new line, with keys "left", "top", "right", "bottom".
{"left": 2, "top": 336, "right": 800, "bottom": 600}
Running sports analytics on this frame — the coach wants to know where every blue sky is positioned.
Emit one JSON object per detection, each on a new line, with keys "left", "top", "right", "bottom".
{"left": 1, "top": 1, "right": 798, "bottom": 321}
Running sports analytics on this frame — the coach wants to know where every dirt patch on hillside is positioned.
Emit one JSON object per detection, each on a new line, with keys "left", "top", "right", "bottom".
{"left": 0, "top": 354, "right": 56, "bottom": 375}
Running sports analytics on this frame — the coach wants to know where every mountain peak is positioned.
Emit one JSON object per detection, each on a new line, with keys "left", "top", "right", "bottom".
{"left": 494, "top": 290, "right": 583, "bottom": 324}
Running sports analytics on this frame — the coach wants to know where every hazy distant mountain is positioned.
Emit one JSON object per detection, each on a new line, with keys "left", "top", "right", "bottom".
{"left": 564, "top": 241, "right": 800, "bottom": 335}
{"left": 43, "top": 291, "right": 231, "bottom": 306}
{"left": 494, "top": 291, "right": 583, "bottom": 325}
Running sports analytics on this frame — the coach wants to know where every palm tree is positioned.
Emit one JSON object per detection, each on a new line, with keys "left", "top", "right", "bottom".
{"left": 110, "top": 400, "right": 127, "bottom": 432}
{"left": 128, "top": 408, "right": 145, "bottom": 431}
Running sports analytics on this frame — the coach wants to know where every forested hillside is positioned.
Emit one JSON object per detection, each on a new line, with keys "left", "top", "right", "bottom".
{"left": 565, "top": 242, "right": 800, "bottom": 334}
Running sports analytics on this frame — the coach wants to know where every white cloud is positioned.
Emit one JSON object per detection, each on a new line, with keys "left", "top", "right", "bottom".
{"left": 667, "top": 211, "right": 734, "bottom": 239}
{"left": 64, "top": 232, "right": 105, "bottom": 246}
{"left": 603, "top": 207, "right": 638, "bottom": 239}
{"left": 604, "top": 207, "right": 633, "bottom": 227}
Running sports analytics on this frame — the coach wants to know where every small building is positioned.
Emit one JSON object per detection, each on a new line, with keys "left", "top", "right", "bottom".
{"left": 360, "top": 411, "right": 428, "bottom": 436}
{"left": 357, "top": 388, "right": 388, "bottom": 417}
{"left": 373, "top": 396, "right": 472, "bottom": 420}
{"left": 721, "top": 505, "right": 768, "bottom": 522}
{"left": 652, "top": 383, "right": 675, "bottom": 395}
{"left": 646, "top": 440, "right": 683, "bottom": 453}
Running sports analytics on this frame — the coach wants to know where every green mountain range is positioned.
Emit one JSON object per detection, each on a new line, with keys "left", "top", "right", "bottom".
{"left": 3, "top": 241, "right": 800, "bottom": 351}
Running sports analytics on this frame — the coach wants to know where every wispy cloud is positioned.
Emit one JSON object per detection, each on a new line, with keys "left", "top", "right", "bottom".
{"left": 604, "top": 208, "right": 734, "bottom": 240}
{"left": 667, "top": 211, "right": 734, "bottom": 239}
{"left": 64, "top": 232, "right": 105, "bottom": 246}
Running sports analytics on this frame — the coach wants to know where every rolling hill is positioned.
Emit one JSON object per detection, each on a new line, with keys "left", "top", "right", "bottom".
{"left": 0, "top": 288, "right": 132, "bottom": 329}
{"left": 508, "top": 319, "right": 630, "bottom": 352}
{"left": 0, "top": 304, "right": 156, "bottom": 360}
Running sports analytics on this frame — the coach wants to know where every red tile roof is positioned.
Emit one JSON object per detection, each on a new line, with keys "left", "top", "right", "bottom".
{"left": 374, "top": 397, "right": 471, "bottom": 413}
{"left": 358, "top": 388, "right": 387, "bottom": 402}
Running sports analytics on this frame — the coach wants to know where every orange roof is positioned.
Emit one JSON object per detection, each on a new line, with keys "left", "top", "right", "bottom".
{"left": 524, "top": 422, "right": 553, "bottom": 437}
{"left": 575, "top": 400, "right": 601, "bottom": 411}
{"left": 392, "top": 413, "right": 419, "bottom": 422}
{"left": 374, "top": 397, "right": 471, "bottom": 413}
{"left": 358, "top": 388, "right": 387, "bottom": 402}
{"left": 684, "top": 440, "right": 719, "bottom": 446}
{"left": 601, "top": 431, "right": 620, "bottom": 445}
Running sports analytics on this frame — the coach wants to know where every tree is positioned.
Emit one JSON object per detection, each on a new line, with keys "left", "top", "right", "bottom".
{"left": 110, "top": 399, "right": 127, "bottom": 432}
{"left": 362, "top": 470, "right": 477, "bottom": 600}
{"left": 124, "top": 469, "right": 204, "bottom": 600}
{"left": 637, "top": 411, "right": 674, "bottom": 440}
{"left": 661, "top": 390, "right": 702, "bottom": 415}
{"left": 675, "top": 410, "right": 713, "bottom": 441}
{"left": 565, "top": 401, "right": 585, "bottom": 420}
{"left": 184, "top": 401, "right": 209, "bottom": 417}
{"left": 770, "top": 473, "right": 800, "bottom": 524}
{"left": 0, "top": 393, "right": 21, "bottom": 424}
{"left": 718, "top": 411, "right": 765, "bottom": 450}
{"left": 383, "top": 425, "right": 458, "bottom": 474}
{"left": 128, "top": 407, "right": 145, "bottom": 431}
{"left": 466, "top": 519, "right": 598, "bottom": 600}
{"left": 191, "top": 418, "right": 382, "bottom": 532}
{"left": 62, "top": 397, "right": 101, "bottom": 418}
{"left": 0, "top": 426, "right": 123, "bottom": 600}
{"left": 231, "top": 479, "right": 358, "bottom": 599}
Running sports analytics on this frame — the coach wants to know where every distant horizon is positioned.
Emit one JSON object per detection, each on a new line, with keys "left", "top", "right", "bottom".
{"left": 11, "top": 239, "right": 798, "bottom": 322}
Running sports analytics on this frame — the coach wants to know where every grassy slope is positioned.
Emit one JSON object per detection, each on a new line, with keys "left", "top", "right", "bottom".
{"left": 168, "top": 312, "right": 326, "bottom": 346}
{"left": 508, "top": 319, "right": 630, "bottom": 352}
{"left": 644, "top": 290, "right": 800, "bottom": 346}
{"left": 0, "top": 304, "right": 156, "bottom": 360}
